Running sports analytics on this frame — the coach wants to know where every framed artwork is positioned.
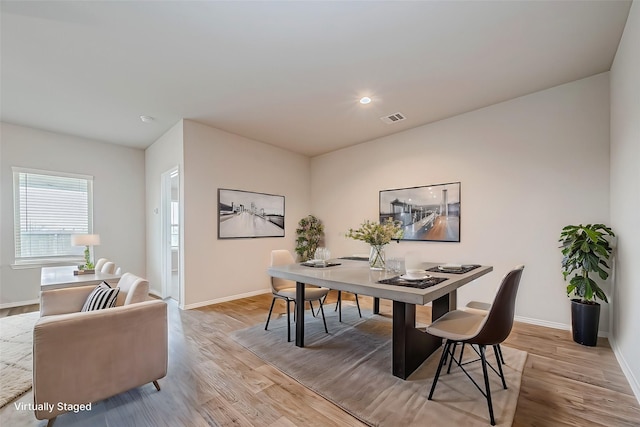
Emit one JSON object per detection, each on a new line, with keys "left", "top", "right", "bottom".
{"left": 218, "top": 189, "right": 285, "bottom": 239}
{"left": 379, "top": 182, "right": 461, "bottom": 242}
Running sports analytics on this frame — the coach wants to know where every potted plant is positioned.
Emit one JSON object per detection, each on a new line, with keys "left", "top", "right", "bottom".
{"left": 559, "top": 223, "right": 615, "bottom": 346}
{"left": 347, "top": 218, "right": 403, "bottom": 270}
{"left": 295, "top": 215, "right": 324, "bottom": 262}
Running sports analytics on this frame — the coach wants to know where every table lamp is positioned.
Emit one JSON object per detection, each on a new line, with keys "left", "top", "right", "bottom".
{"left": 71, "top": 234, "right": 101, "bottom": 270}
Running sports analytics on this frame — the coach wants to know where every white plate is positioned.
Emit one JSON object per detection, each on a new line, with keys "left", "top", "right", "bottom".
{"left": 400, "top": 274, "right": 431, "bottom": 281}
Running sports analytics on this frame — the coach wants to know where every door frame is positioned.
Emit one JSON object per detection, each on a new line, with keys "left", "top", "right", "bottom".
{"left": 161, "top": 166, "right": 182, "bottom": 306}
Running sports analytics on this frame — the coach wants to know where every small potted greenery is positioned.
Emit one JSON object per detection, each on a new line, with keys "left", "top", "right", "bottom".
{"left": 559, "top": 223, "right": 615, "bottom": 346}
{"left": 295, "top": 215, "right": 324, "bottom": 262}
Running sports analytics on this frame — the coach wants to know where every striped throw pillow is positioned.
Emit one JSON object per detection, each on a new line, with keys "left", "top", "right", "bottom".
{"left": 81, "top": 282, "right": 119, "bottom": 312}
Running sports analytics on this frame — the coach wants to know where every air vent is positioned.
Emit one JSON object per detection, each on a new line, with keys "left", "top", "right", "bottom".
{"left": 380, "top": 112, "right": 406, "bottom": 124}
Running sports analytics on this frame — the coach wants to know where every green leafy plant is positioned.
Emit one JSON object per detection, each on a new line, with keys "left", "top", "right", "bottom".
{"left": 346, "top": 218, "right": 404, "bottom": 246}
{"left": 81, "top": 246, "right": 94, "bottom": 270}
{"left": 559, "top": 224, "right": 615, "bottom": 303}
{"left": 295, "top": 215, "right": 324, "bottom": 261}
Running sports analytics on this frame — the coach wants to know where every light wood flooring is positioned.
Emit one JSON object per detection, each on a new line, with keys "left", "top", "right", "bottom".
{"left": 1, "top": 292, "right": 639, "bottom": 426}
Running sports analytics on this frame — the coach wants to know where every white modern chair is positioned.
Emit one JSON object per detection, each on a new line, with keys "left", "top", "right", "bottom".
{"left": 265, "top": 250, "right": 330, "bottom": 342}
{"left": 101, "top": 261, "right": 116, "bottom": 274}
{"left": 94, "top": 258, "right": 109, "bottom": 271}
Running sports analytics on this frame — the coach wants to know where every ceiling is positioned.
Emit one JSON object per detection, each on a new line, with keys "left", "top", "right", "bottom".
{"left": 0, "top": 1, "right": 632, "bottom": 157}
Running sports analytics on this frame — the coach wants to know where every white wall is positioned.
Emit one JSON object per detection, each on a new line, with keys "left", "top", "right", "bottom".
{"left": 182, "top": 120, "right": 310, "bottom": 308}
{"left": 311, "top": 73, "right": 611, "bottom": 331}
{"left": 145, "top": 120, "right": 184, "bottom": 298}
{"left": 0, "top": 122, "right": 146, "bottom": 306}
{"left": 610, "top": 0, "right": 640, "bottom": 401}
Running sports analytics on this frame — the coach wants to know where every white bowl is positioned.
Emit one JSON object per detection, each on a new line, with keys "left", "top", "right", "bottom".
{"left": 405, "top": 269, "right": 428, "bottom": 280}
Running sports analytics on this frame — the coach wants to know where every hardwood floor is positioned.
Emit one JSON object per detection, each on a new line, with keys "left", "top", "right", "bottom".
{"left": 1, "top": 292, "right": 638, "bottom": 426}
{"left": 0, "top": 303, "right": 39, "bottom": 317}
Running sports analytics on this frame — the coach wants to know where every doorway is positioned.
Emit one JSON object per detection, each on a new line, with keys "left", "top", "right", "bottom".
{"left": 161, "top": 167, "right": 181, "bottom": 304}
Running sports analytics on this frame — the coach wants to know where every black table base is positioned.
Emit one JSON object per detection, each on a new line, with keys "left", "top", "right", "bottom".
{"left": 296, "top": 282, "right": 453, "bottom": 379}
{"left": 392, "top": 294, "right": 450, "bottom": 379}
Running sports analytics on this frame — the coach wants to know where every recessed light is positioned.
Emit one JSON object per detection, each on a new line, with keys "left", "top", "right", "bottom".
{"left": 140, "top": 115, "right": 155, "bottom": 123}
{"left": 359, "top": 97, "right": 372, "bottom": 105}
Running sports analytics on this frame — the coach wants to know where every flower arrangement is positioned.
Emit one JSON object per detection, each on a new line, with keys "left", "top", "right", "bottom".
{"left": 347, "top": 218, "right": 403, "bottom": 269}
{"left": 346, "top": 218, "right": 404, "bottom": 246}
{"left": 295, "top": 215, "right": 324, "bottom": 262}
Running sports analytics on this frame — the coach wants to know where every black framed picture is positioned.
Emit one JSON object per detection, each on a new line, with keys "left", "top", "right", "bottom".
{"left": 379, "top": 182, "right": 461, "bottom": 242}
{"left": 218, "top": 189, "right": 285, "bottom": 239}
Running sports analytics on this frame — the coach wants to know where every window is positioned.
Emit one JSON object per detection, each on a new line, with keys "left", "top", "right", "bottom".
{"left": 13, "top": 167, "right": 93, "bottom": 265}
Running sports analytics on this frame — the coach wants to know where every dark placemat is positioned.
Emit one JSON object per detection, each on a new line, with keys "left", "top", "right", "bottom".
{"left": 377, "top": 276, "right": 447, "bottom": 289}
{"left": 338, "top": 256, "right": 369, "bottom": 261}
{"left": 426, "top": 264, "right": 481, "bottom": 274}
{"left": 301, "top": 262, "right": 342, "bottom": 268}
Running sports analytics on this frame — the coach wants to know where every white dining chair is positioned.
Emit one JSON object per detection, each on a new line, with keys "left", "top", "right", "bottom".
{"left": 94, "top": 258, "right": 109, "bottom": 271}
{"left": 101, "top": 262, "right": 116, "bottom": 274}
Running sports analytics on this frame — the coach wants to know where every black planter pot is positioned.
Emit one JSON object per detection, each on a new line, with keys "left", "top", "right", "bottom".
{"left": 571, "top": 299, "right": 601, "bottom": 346}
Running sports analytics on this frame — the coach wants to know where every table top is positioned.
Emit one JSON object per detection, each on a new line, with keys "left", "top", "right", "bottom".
{"left": 41, "top": 266, "right": 121, "bottom": 290}
{"left": 268, "top": 259, "right": 493, "bottom": 306}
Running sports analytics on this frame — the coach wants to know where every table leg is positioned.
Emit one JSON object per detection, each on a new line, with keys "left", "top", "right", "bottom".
{"left": 295, "top": 281, "right": 305, "bottom": 347}
{"left": 391, "top": 291, "right": 453, "bottom": 379}
{"left": 373, "top": 297, "right": 380, "bottom": 314}
{"left": 432, "top": 289, "right": 456, "bottom": 321}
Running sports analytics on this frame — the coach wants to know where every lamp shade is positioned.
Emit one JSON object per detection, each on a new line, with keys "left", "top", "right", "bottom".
{"left": 71, "top": 234, "right": 101, "bottom": 246}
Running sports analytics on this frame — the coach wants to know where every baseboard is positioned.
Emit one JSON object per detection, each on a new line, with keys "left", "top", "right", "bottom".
{"left": 514, "top": 315, "right": 609, "bottom": 338}
{"left": 0, "top": 298, "right": 40, "bottom": 309}
{"left": 182, "top": 288, "right": 271, "bottom": 310}
{"left": 608, "top": 336, "right": 640, "bottom": 404}
{"left": 514, "top": 315, "right": 570, "bottom": 330}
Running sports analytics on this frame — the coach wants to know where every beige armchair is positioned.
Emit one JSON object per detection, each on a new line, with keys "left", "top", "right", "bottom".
{"left": 34, "top": 274, "right": 167, "bottom": 426}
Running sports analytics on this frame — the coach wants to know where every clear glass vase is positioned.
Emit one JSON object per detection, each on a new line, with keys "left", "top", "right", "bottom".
{"left": 369, "top": 245, "right": 386, "bottom": 270}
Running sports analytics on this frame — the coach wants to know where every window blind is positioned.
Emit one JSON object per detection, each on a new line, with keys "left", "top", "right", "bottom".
{"left": 13, "top": 168, "right": 93, "bottom": 263}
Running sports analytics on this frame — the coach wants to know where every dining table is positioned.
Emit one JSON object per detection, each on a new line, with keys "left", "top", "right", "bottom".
{"left": 267, "top": 259, "right": 493, "bottom": 379}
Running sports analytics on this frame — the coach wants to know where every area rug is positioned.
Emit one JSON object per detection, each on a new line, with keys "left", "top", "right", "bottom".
{"left": 0, "top": 311, "right": 38, "bottom": 408}
{"left": 231, "top": 306, "right": 527, "bottom": 426}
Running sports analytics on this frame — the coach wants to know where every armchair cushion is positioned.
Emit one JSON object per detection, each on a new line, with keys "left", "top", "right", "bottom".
{"left": 81, "top": 282, "right": 119, "bottom": 312}
{"left": 40, "top": 285, "right": 96, "bottom": 317}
